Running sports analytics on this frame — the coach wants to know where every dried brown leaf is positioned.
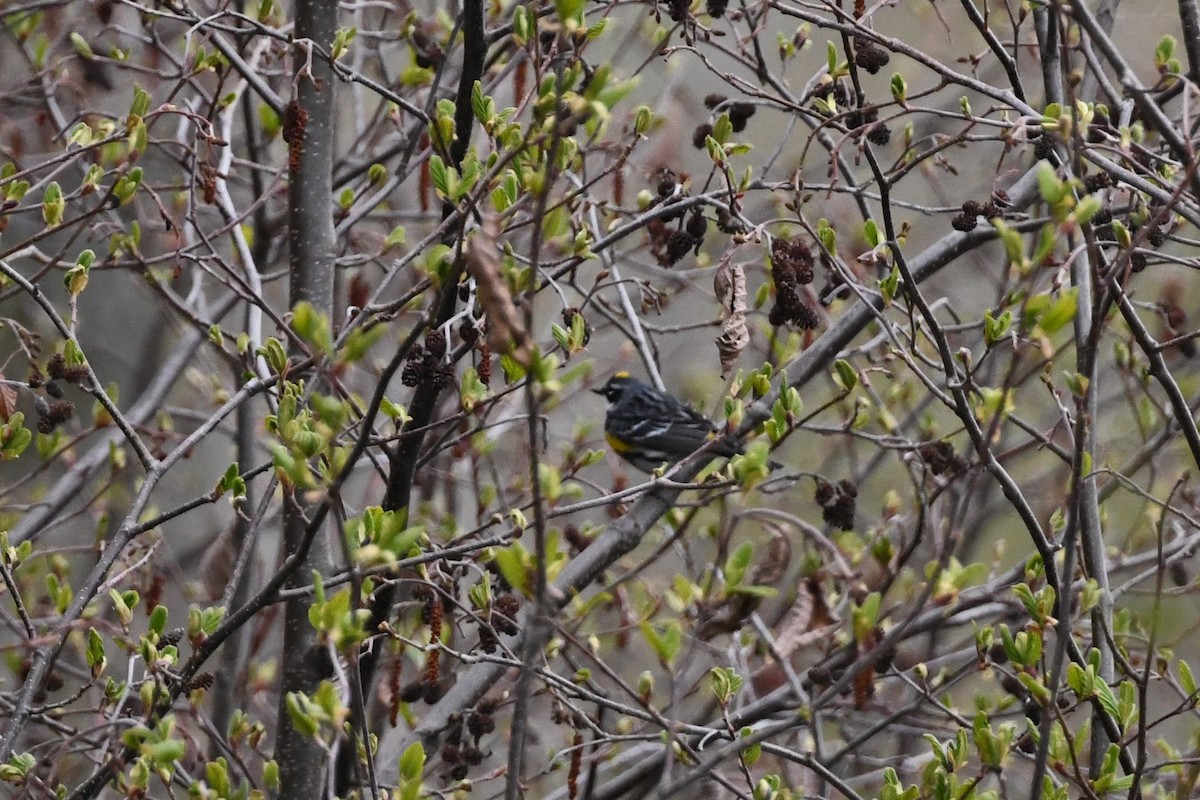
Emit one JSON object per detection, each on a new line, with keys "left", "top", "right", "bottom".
{"left": 749, "top": 523, "right": 792, "bottom": 587}
{"left": 7, "top": 320, "right": 40, "bottom": 360}
{"left": 0, "top": 373, "right": 17, "bottom": 422}
{"left": 466, "top": 216, "right": 532, "bottom": 367}
{"left": 199, "top": 527, "right": 237, "bottom": 602}
{"left": 713, "top": 256, "right": 747, "bottom": 315}
{"left": 771, "top": 576, "right": 838, "bottom": 660}
{"left": 713, "top": 258, "right": 748, "bottom": 376}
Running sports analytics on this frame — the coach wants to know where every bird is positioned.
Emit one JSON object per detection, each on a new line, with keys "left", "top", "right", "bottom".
{"left": 592, "top": 372, "right": 749, "bottom": 473}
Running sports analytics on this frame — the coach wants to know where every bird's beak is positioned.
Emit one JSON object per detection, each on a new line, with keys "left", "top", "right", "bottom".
{"left": 591, "top": 387, "right": 605, "bottom": 395}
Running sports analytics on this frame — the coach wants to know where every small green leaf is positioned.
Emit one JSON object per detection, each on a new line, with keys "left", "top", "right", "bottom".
{"left": 64, "top": 249, "right": 94, "bottom": 295}
{"left": 148, "top": 604, "right": 168, "bottom": 636}
{"left": 400, "top": 741, "right": 426, "bottom": 781}
{"left": 740, "top": 727, "right": 761, "bottom": 767}
{"left": 0, "top": 413, "right": 32, "bottom": 460}
{"left": 711, "top": 113, "right": 733, "bottom": 145}
{"left": 285, "top": 692, "right": 320, "bottom": 737}
{"left": 817, "top": 218, "right": 836, "bottom": 253}
{"left": 384, "top": 225, "right": 407, "bottom": 251}
{"left": 834, "top": 359, "right": 858, "bottom": 392}
{"left": 428, "top": 154, "right": 451, "bottom": 199}
{"left": 291, "top": 301, "right": 334, "bottom": 355}
{"left": 634, "top": 105, "right": 652, "bottom": 135}
{"left": 86, "top": 628, "right": 107, "bottom": 675}
{"left": 259, "top": 103, "right": 282, "bottom": 138}
{"left": 256, "top": 337, "right": 288, "bottom": 374}
{"left": 1038, "top": 289, "right": 1078, "bottom": 335}
{"left": 470, "top": 80, "right": 489, "bottom": 125}
{"left": 70, "top": 32, "right": 94, "bottom": 60}
{"left": 991, "top": 219, "right": 1025, "bottom": 266}
{"left": 1036, "top": 161, "right": 1065, "bottom": 202}
{"left": 130, "top": 84, "right": 151, "bottom": 119}
{"left": 42, "top": 181, "right": 64, "bottom": 227}
{"left": 984, "top": 309, "right": 1012, "bottom": 346}
{"left": 0, "top": 753, "right": 37, "bottom": 783}
{"left": 1180, "top": 659, "right": 1197, "bottom": 696}
{"left": 863, "top": 218, "right": 881, "bottom": 248}
{"left": 710, "top": 667, "right": 742, "bottom": 704}
{"left": 1155, "top": 35, "right": 1177, "bottom": 68}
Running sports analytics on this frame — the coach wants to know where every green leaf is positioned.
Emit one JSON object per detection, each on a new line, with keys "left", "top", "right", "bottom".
{"left": 740, "top": 727, "right": 761, "bottom": 767}
{"left": 1094, "top": 676, "right": 1119, "bottom": 719}
{"left": 384, "top": 225, "right": 407, "bottom": 251}
{"left": 291, "top": 301, "right": 334, "bottom": 355}
{"left": 0, "top": 753, "right": 36, "bottom": 783}
{"left": 851, "top": 591, "right": 881, "bottom": 642}
{"left": 380, "top": 397, "right": 410, "bottom": 424}
{"left": 1155, "top": 35, "right": 1177, "bottom": 68}
{"left": 259, "top": 103, "right": 282, "bottom": 138}
{"left": 470, "top": 80, "right": 489, "bottom": 125}
{"left": 141, "top": 736, "right": 185, "bottom": 764}
{"left": 639, "top": 620, "right": 682, "bottom": 667}
{"left": 492, "top": 544, "right": 530, "bottom": 597}
{"left": 1075, "top": 194, "right": 1102, "bottom": 225}
{"left": 1179, "top": 659, "right": 1197, "bottom": 696}
{"left": 991, "top": 219, "right": 1025, "bottom": 266}
{"left": 1066, "top": 661, "right": 1089, "bottom": 697}
{"left": 984, "top": 309, "right": 1012, "bottom": 346}
{"left": 512, "top": 5, "right": 531, "bottom": 45}
{"left": 110, "top": 588, "right": 137, "bottom": 625}
{"left": 554, "top": 0, "right": 584, "bottom": 27}
{"left": 205, "top": 758, "right": 231, "bottom": 796}
{"left": 86, "top": 628, "right": 107, "bottom": 675}
{"left": 257, "top": 337, "right": 288, "bottom": 374}
{"left": 1017, "top": 671, "right": 1053, "bottom": 705}
{"left": 129, "top": 85, "right": 151, "bottom": 121}
{"left": 711, "top": 113, "right": 733, "bottom": 145}
{"left": 330, "top": 26, "right": 356, "bottom": 60}
{"left": 1038, "top": 289, "right": 1078, "bottom": 335}
{"left": 148, "top": 604, "right": 168, "bottom": 636}
{"left": 710, "top": 666, "right": 742, "bottom": 704}
{"left": 724, "top": 542, "right": 754, "bottom": 586}
{"left": 459, "top": 367, "right": 488, "bottom": 413}
{"left": 817, "top": 218, "right": 836, "bottom": 253}
{"left": 705, "top": 135, "right": 727, "bottom": 165}
{"left": 1111, "top": 219, "right": 1131, "bottom": 248}
{"left": 634, "top": 105, "right": 652, "bottom": 135}
{"left": 863, "top": 218, "right": 881, "bottom": 248}
{"left": 64, "top": 249, "right": 94, "bottom": 295}
{"left": 1036, "top": 161, "right": 1064, "bottom": 201}
{"left": 70, "top": 32, "right": 94, "bottom": 59}
{"left": 0, "top": 414, "right": 32, "bottom": 460}
{"left": 399, "top": 741, "right": 426, "bottom": 781}
{"left": 285, "top": 692, "right": 320, "bottom": 737}
{"left": 834, "top": 359, "right": 858, "bottom": 392}
{"left": 874, "top": 265, "right": 898, "bottom": 305}
{"left": 428, "top": 154, "right": 451, "bottom": 199}
{"left": 42, "top": 181, "right": 64, "bottom": 227}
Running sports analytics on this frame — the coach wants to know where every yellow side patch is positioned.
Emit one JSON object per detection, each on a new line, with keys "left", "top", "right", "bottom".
{"left": 606, "top": 431, "right": 635, "bottom": 453}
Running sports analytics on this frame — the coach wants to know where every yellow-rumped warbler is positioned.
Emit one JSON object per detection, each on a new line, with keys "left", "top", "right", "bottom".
{"left": 593, "top": 372, "right": 746, "bottom": 473}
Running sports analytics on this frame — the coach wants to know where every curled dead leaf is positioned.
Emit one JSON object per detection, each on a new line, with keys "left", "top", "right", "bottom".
{"left": 749, "top": 524, "right": 793, "bottom": 587}
{"left": 465, "top": 215, "right": 532, "bottom": 367}
{"left": 713, "top": 257, "right": 749, "bottom": 376}
{"left": 771, "top": 575, "right": 838, "bottom": 661}
{"left": 0, "top": 373, "right": 18, "bottom": 422}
